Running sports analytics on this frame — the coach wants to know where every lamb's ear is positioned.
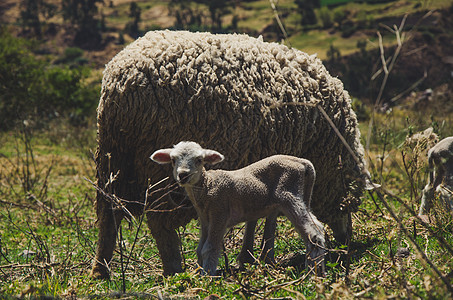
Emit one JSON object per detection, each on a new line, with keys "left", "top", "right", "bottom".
{"left": 150, "top": 149, "right": 172, "bottom": 164}
{"left": 203, "top": 150, "right": 224, "bottom": 165}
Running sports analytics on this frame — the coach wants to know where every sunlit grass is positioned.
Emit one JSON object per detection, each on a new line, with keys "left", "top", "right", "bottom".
{"left": 1, "top": 101, "right": 453, "bottom": 298}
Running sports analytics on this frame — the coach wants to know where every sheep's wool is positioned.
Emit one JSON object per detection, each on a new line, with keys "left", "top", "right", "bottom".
{"left": 96, "top": 30, "right": 366, "bottom": 268}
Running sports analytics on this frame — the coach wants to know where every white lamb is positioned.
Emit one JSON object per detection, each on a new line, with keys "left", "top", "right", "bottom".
{"left": 419, "top": 136, "right": 453, "bottom": 215}
{"left": 151, "top": 141, "right": 326, "bottom": 276}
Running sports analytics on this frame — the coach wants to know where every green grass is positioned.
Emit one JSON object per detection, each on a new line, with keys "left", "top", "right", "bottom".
{"left": 321, "top": 0, "right": 355, "bottom": 5}
{"left": 1, "top": 99, "right": 453, "bottom": 298}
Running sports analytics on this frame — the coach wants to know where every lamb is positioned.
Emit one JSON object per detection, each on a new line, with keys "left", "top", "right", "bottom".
{"left": 419, "top": 136, "right": 453, "bottom": 215}
{"left": 151, "top": 141, "right": 326, "bottom": 275}
{"left": 91, "top": 30, "right": 373, "bottom": 279}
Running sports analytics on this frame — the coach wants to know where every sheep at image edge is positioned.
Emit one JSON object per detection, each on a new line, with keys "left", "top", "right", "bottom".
{"left": 91, "top": 30, "right": 374, "bottom": 279}
{"left": 419, "top": 136, "right": 453, "bottom": 216}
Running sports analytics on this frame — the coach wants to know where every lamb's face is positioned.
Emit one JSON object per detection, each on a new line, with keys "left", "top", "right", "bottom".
{"left": 151, "top": 141, "right": 225, "bottom": 187}
{"left": 171, "top": 142, "right": 206, "bottom": 186}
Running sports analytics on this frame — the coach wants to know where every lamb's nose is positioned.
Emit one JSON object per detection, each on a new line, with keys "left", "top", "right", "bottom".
{"left": 178, "top": 172, "right": 190, "bottom": 184}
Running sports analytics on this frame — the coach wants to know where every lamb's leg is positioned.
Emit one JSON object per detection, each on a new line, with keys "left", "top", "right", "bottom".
{"left": 237, "top": 220, "right": 257, "bottom": 267}
{"left": 201, "top": 223, "right": 227, "bottom": 276}
{"left": 197, "top": 219, "right": 209, "bottom": 269}
{"left": 437, "top": 184, "right": 453, "bottom": 212}
{"left": 303, "top": 212, "right": 326, "bottom": 276}
{"left": 90, "top": 197, "right": 124, "bottom": 279}
{"left": 281, "top": 203, "right": 326, "bottom": 276}
{"left": 259, "top": 212, "right": 278, "bottom": 265}
{"left": 238, "top": 214, "right": 278, "bottom": 267}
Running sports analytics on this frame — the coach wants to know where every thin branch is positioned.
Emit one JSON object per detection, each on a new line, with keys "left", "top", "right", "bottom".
{"left": 269, "top": 0, "right": 291, "bottom": 46}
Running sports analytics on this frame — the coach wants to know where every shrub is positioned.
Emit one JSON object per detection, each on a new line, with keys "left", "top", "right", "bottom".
{"left": 0, "top": 28, "right": 99, "bottom": 130}
{"left": 319, "top": 7, "right": 333, "bottom": 29}
{"left": 333, "top": 9, "right": 346, "bottom": 28}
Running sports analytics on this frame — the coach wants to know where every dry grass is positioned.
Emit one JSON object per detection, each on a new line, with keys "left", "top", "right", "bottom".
{"left": 0, "top": 100, "right": 452, "bottom": 299}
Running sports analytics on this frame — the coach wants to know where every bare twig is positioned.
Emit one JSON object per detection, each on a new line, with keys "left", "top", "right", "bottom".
{"left": 269, "top": 0, "right": 291, "bottom": 46}
{"left": 85, "top": 177, "right": 135, "bottom": 222}
{"left": 366, "top": 15, "right": 407, "bottom": 153}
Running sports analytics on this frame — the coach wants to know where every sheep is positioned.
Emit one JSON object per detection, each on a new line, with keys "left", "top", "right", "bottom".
{"left": 419, "top": 136, "right": 453, "bottom": 215}
{"left": 91, "top": 30, "right": 372, "bottom": 279}
{"left": 151, "top": 141, "right": 326, "bottom": 275}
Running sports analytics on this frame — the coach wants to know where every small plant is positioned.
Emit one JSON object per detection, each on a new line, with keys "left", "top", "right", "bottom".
{"left": 0, "top": 126, "right": 53, "bottom": 202}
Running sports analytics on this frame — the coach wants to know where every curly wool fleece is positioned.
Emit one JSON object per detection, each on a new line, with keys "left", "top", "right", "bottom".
{"left": 95, "top": 30, "right": 367, "bottom": 275}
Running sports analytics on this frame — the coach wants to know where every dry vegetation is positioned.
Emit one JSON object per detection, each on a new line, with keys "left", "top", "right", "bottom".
{"left": 1, "top": 86, "right": 453, "bottom": 299}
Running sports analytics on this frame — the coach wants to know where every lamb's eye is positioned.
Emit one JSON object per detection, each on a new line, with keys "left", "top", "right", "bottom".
{"left": 197, "top": 157, "right": 203, "bottom": 164}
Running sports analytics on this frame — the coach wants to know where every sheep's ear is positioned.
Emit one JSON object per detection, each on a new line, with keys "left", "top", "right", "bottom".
{"left": 203, "top": 150, "right": 224, "bottom": 165}
{"left": 151, "top": 149, "right": 172, "bottom": 164}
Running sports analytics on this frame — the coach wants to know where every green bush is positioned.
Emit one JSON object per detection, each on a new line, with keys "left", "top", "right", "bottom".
{"left": 0, "top": 28, "right": 99, "bottom": 130}
{"left": 319, "top": 7, "right": 333, "bottom": 28}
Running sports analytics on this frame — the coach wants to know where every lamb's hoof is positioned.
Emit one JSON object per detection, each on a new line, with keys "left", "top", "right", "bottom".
{"left": 417, "top": 214, "right": 430, "bottom": 224}
{"left": 90, "top": 267, "right": 110, "bottom": 280}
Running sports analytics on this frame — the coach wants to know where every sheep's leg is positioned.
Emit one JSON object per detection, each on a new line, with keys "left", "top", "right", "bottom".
{"left": 327, "top": 213, "right": 348, "bottom": 244}
{"left": 280, "top": 203, "right": 326, "bottom": 276}
{"left": 150, "top": 226, "right": 184, "bottom": 276}
{"left": 90, "top": 197, "right": 124, "bottom": 279}
{"left": 259, "top": 212, "right": 277, "bottom": 265}
{"left": 237, "top": 220, "right": 257, "bottom": 267}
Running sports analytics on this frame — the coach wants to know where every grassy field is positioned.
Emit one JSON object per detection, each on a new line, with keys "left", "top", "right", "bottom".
{"left": 1, "top": 97, "right": 453, "bottom": 298}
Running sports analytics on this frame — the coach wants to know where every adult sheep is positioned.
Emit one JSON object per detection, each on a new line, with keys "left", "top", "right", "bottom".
{"left": 91, "top": 30, "right": 371, "bottom": 279}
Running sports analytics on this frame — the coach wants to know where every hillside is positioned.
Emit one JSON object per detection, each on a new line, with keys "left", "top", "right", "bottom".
{"left": 1, "top": 1, "right": 453, "bottom": 63}
{"left": 1, "top": 0, "right": 452, "bottom": 106}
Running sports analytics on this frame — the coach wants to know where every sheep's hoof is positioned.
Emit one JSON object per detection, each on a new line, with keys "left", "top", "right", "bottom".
{"left": 90, "top": 266, "right": 110, "bottom": 280}
{"left": 259, "top": 252, "right": 276, "bottom": 266}
{"left": 237, "top": 251, "right": 257, "bottom": 267}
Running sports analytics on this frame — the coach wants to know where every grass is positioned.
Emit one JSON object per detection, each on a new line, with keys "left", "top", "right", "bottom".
{"left": 1, "top": 97, "right": 453, "bottom": 298}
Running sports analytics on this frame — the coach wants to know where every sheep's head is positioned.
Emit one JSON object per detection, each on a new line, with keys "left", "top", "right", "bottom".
{"left": 151, "top": 141, "right": 224, "bottom": 187}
